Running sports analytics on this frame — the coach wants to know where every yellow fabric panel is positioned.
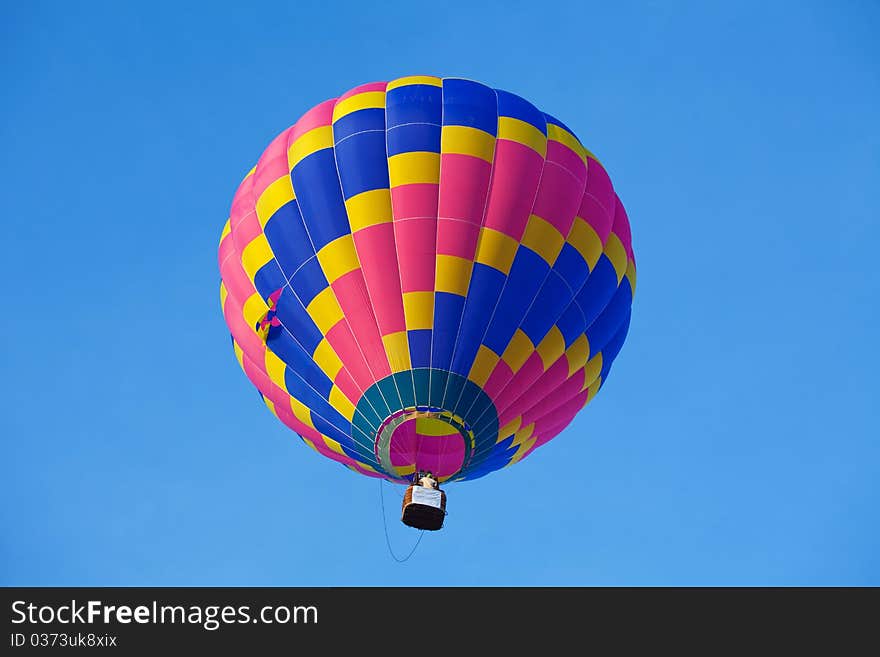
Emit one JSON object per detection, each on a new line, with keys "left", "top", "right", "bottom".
{"left": 219, "top": 281, "right": 228, "bottom": 310}
{"left": 582, "top": 353, "right": 604, "bottom": 391}
{"left": 264, "top": 349, "right": 288, "bottom": 391}
{"left": 300, "top": 435, "right": 319, "bottom": 453}
{"left": 386, "top": 75, "right": 442, "bottom": 91}
{"left": 394, "top": 463, "right": 417, "bottom": 477}
{"left": 345, "top": 188, "right": 393, "bottom": 232}
{"left": 329, "top": 386, "right": 356, "bottom": 421}
{"left": 288, "top": 126, "right": 334, "bottom": 170}
{"left": 242, "top": 293, "right": 269, "bottom": 332}
{"left": 513, "top": 422, "right": 535, "bottom": 446}
{"left": 508, "top": 436, "right": 537, "bottom": 465}
{"left": 306, "top": 287, "right": 344, "bottom": 334}
{"left": 498, "top": 417, "right": 522, "bottom": 441}
{"left": 402, "top": 291, "right": 434, "bottom": 330}
{"left": 312, "top": 338, "right": 343, "bottom": 380}
{"left": 435, "top": 254, "right": 472, "bottom": 296}
{"left": 626, "top": 258, "right": 637, "bottom": 296}
{"left": 416, "top": 417, "right": 459, "bottom": 436}
{"left": 547, "top": 123, "right": 587, "bottom": 165}
{"left": 241, "top": 234, "right": 274, "bottom": 282}
{"left": 501, "top": 329, "right": 534, "bottom": 373}
{"left": 316, "top": 234, "right": 360, "bottom": 283}
{"left": 441, "top": 125, "right": 495, "bottom": 163}
{"left": 565, "top": 334, "right": 590, "bottom": 377}
{"left": 567, "top": 217, "right": 604, "bottom": 270}
{"left": 255, "top": 176, "right": 295, "bottom": 227}
{"left": 388, "top": 152, "right": 440, "bottom": 187}
{"left": 322, "top": 436, "right": 347, "bottom": 456}
{"left": 521, "top": 215, "right": 565, "bottom": 264}
{"left": 536, "top": 326, "right": 566, "bottom": 370}
{"left": 474, "top": 227, "right": 519, "bottom": 274}
{"left": 382, "top": 331, "right": 412, "bottom": 372}
{"left": 332, "top": 91, "right": 385, "bottom": 122}
{"left": 468, "top": 345, "right": 500, "bottom": 387}
{"left": 586, "top": 378, "right": 602, "bottom": 404}
{"left": 497, "top": 117, "right": 547, "bottom": 157}
{"left": 262, "top": 396, "right": 277, "bottom": 417}
{"left": 604, "top": 233, "right": 628, "bottom": 284}
{"left": 289, "top": 396, "right": 315, "bottom": 428}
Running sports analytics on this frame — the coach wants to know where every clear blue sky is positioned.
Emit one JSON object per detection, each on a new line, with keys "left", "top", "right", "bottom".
{"left": 2, "top": 0, "right": 877, "bottom": 586}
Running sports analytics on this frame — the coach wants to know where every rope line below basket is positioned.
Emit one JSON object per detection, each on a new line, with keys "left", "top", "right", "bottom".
{"left": 379, "top": 479, "right": 424, "bottom": 562}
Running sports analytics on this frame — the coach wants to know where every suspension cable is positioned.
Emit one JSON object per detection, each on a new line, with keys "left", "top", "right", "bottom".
{"left": 378, "top": 478, "right": 424, "bottom": 562}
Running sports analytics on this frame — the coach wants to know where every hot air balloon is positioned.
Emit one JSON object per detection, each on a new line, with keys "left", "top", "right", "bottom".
{"left": 218, "top": 76, "right": 636, "bottom": 530}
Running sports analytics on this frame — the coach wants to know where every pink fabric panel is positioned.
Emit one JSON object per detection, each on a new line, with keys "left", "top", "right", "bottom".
{"left": 333, "top": 367, "right": 364, "bottom": 402}
{"left": 331, "top": 271, "right": 392, "bottom": 380}
{"left": 291, "top": 99, "right": 336, "bottom": 141}
{"left": 481, "top": 359, "right": 514, "bottom": 402}
{"left": 438, "top": 154, "right": 492, "bottom": 223}
{"left": 336, "top": 81, "right": 387, "bottom": 103}
{"left": 612, "top": 196, "right": 634, "bottom": 260}
{"left": 499, "top": 358, "right": 568, "bottom": 426}
{"left": 353, "top": 224, "right": 406, "bottom": 335}
{"left": 389, "top": 420, "right": 417, "bottom": 467}
{"left": 252, "top": 127, "right": 294, "bottom": 197}
{"left": 391, "top": 183, "right": 438, "bottom": 220}
{"left": 531, "top": 158, "right": 585, "bottom": 236}
{"left": 584, "top": 156, "right": 615, "bottom": 222}
{"left": 387, "top": 420, "right": 465, "bottom": 480}
{"left": 531, "top": 391, "right": 588, "bottom": 438}
{"left": 325, "top": 321, "right": 376, "bottom": 391}
{"left": 546, "top": 140, "right": 587, "bottom": 183}
{"left": 223, "top": 295, "right": 263, "bottom": 362}
{"left": 521, "top": 369, "right": 586, "bottom": 426}
{"left": 483, "top": 141, "right": 544, "bottom": 239}
{"left": 492, "top": 353, "right": 545, "bottom": 416}
{"left": 578, "top": 176, "right": 615, "bottom": 244}
{"left": 393, "top": 218, "right": 436, "bottom": 293}
{"left": 228, "top": 173, "right": 255, "bottom": 227}
{"left": 436, "top": 219, "right": 480, "bottom": 259}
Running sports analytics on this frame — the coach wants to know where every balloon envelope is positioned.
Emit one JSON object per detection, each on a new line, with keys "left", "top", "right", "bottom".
{"left": 218, "top": 76, "right": 636, "bottom": 483}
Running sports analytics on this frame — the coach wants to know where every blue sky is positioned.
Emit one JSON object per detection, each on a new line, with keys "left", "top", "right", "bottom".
{"left": 2, "top": 0, "right": 877, "bottom": 586}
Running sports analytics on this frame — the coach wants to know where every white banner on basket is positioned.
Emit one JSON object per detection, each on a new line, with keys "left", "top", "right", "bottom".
{"left": 411, "top": 487, "right": 442, "bottom": 509}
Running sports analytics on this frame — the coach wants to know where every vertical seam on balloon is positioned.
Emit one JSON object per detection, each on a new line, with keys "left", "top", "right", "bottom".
{"left": 285, "top": 111, "right": 394, "bottom": 419}
{"left": 283, "top": 115, "right": 399, "bottom": 440}
{"left": 431, "top": 95, "right": 450, "bottom": 466}
{"left": 445, "top": 110, "right": 552, "bottom": 426}
{"left": 383, "top": 80, "right": 423, "bottom": 418}
{"left": 437, "top": 84, "right": 501, "bottom": 418}
{"left": 329, "top": 92, "right": 407, "bottom": 417}
{"left": 376, "top": 84, "right": 419, "bottom": 419}
{"left": 376, "top": 82, "right": 418, "bottom": 430}
{"left": 424, "top": 78, "right": 448, "bottom": 410}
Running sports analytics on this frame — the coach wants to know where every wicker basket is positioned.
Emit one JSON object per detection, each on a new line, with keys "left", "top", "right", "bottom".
{"left": 401, "top": 485, "right": 447, "bottom": 531}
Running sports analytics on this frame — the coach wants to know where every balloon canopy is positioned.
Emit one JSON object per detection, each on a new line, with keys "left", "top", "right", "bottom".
{"left": 218, "top": 76, "right": 636, "bottom": 484}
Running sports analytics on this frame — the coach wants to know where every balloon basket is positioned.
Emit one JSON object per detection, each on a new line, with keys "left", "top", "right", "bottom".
{"left": 401, "top": 485, "right": 447, "bottom": 531}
